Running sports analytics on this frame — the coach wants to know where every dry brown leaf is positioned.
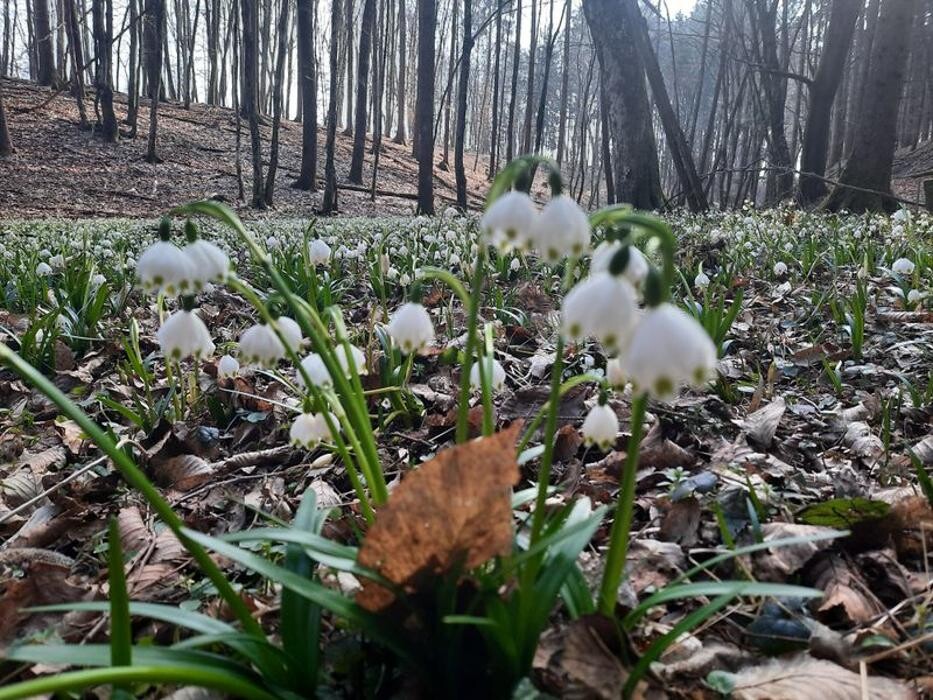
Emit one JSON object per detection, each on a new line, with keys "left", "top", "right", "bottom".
{"left": 808, "top": 555, "right": 886, "bottom": 626}
{"left": 0, "top": 468, "right": 41, "bottom": 507}
{"left": 356, "top": 424, "right": 521, "bottom": 612}
{"left": 117, "top": 507, "right": 152, "bottom": 553}
{"left": 843, "top": 421, "right": 884, "bottom": 462}
{"left": 553, "top": 424, "right": 583, "bottom": 462}
{"left": 742, "top": 396, "right": 786, "bottom": 448}
{"left": 56, "top": 419, "right": 87, "bottom": 455}
{"left": 726, "top": 655, "right": 915, "bottom": 700}
{"left": 909, "top": 434, "right": 933, "bottom": 465}
{"left": 560, "top": 616, "right": 626, "bottom": 700}
{"left": 889, "top": 497, "right": 933, "bottom": 560}
{"left": 753, "top": 523, "right": 840, "bottom": 582}
{"left": 154, "top": 454, "right": 215, "bottom": 491}
{"left": 16, "top": 446, "right": 67, "bottom": 473}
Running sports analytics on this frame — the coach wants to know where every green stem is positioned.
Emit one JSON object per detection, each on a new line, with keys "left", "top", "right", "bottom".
{"left": 0, "top": 667, "right": 280, "bottom": 700}
{"left": 597, "top": 394, "right": 648, "bottom": 616}
{"left": 0, "top": 342, "right": 266, "bottom": 640}
{"left": 528, "top": 335, "right": 565, "bottom": 544}
{"left": 455, "top": 257, "right": 486, "bottom": 443}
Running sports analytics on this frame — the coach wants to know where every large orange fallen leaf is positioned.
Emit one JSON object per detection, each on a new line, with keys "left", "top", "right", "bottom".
{"left": 356, "top": 423, "right": 521, "bottom": 612}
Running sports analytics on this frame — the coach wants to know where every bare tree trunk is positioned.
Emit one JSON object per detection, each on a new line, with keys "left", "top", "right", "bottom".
{"left": 486, "top": 0, "right": 502, "bottom": 177}
{"left": 322, "top": 0, "right": 342, "bottom": 213}
{"left": 439, "top": 0, "right": 457, "bottom": 170}
{"left": 293, "top": 0, "right": 318, "bottom": 190}
{"left": 393, "top": 0, "right": 407, "bottom": 143}
{"left": 629, "top": 0, "right": 706, "bottom": 211}
{"left": 505, "top": 0, "right": 520, "bottom": 161}
{"left": 263, "top": 0, "right": 289, "bottom": 205}
{"left": 454, "top": 0, "right": 471, "bottom": 208}
{"left": 144, "top": 0, "right": 164, "bottom": 162}
{"left": 521, "top": 0, "right": 538, "bottom": 153}
{"left": 126, "top": 0, "right": 140, "bottom": 134}
{"left": 241, "top": 0, "right": 266, "bottom": 207}
{"left": 349, "top": 0, "right": 375, "bottom": 183}
{"left": 555, "top": 0, "right": 570, "bottom": 166}
{"left": 583, "top": 0, "right": 663, "bottom": 209}
{"left": 92, "top": 0, "right": 118, "bottom": 141}
{"left": 415, "top": 0, "right": 435, "bottom": 214}
{"left": 63, "top": 0, "right": 90, "bottom": 128}
{"left": 798, "top": 0, "right": 860, "bottom": 204}
{"left": 343, "top": 0, "right": 354, "bottom": 133}
{"left": 598, "top": 75, "right": 613, "bottom": 204}
{"left": 33, "top": 0, "right": 56, "bottom": 85}
{"left": 0, "top": 79, "right": 12, "bottom": 156}
{"left": 824, "top": 0, "right": 917, "bottom": 212}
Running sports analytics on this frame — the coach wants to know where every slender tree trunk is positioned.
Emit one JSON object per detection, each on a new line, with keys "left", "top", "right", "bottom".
{"left": 628, "top": 0, "right": 706, "bottom": 211}
{"left": 293, "top": 0, "right": 318, "bottom": 190}
{"left": 505, "top": 0, "right": 520, "bottom": 161}
{"left": 599, "top": 76, "right": 613, "bottom": 204}
{"left": 63, "top": 0, "right": 90, "bottom": 128}
{"left": 583, "top": 0, "right": 663, "bottom": 209}
{"left": 322, "top": 0, "right": 342, "bottom": 212}
{"left": 454, "top": 0, "right": 471, "bottom": 208}
{"left": 0, "top": 79, "right": 12, "bottom": 156}
{"left": 555, "top": 0, "right": 570, "bottom": 166}
{"left": 393, "top": 0, "right": 407, "bottom": 143}
{"left": 126, "top": 0, "right": 140, "bottom": 134}
{"left": 348, "top": 0, "right": 375, "bottom": 183}
{"left": 92, "top": 0, "right": 118, "bottom": 141}
{"left": 521, "top": 0, "right": 538, "bottom": 153}
{"left": 241, "top": 0, "right": 266, "bottom": 207}
{"left": 487, "top": 0, "right": 502, "bottom": 177}
{"left": 262, "top": 0, "right": 289, "bottom": 205}
{"left": 415, "top": 0, "right": 435, "bottom": 214}
{"left": 824, "top": 0, "right": 917, "bottom": 212}
{"left": 439, "top": 0, "right": 457, "bottom": 170}
{"left": 343, "top": 0, "right": 354, "bottom": 133}
{"left": 798, "top": 0, "right": 860, "bottom": 204}
{"left": 144, "top": 0, "right": 164, "bottom": 162}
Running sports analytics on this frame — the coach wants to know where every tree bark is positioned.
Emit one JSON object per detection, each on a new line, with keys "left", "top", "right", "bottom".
{"left": 393, "top": 0, "right": 407, "bottom": 143}
{"left": 126, "top": 0, "right": 140, "bottom": 134}
{"left": 454, "top": 0, "right": 471, "bottom": 208}
{"left": 144, "top": 0, "right": 164, "bottom": 163}
{"left": 505, "top": 0, "right": 520, "bottom": 161}
{"left": 629, "top": 0, "right": 706, "bottom": 211}
{"left": 293, "top": 0, "right": 318, "bottom": 190}
{"left": 263, "top": 0, "right": 289, "bottom": 205}
{"left": 322, "top": 0, "right": 342, "bottom": 212}
{"left": 415, "top": 0, "right": 435, "bottom": 214}
{"left": 63, "top": 0, "right": 89, "bottom": 128}
{"left": 583, "top": 0, "right": 663, "bottom": 209}
{"left": 92, "top": 0, "right": 118, "bottom": 141}
{"left": 33, "top": 0, "right": 56, "bottom": 85}
{"left": 798, "top": 0, "right": 860, "bottom": 204}
{"left": 348, "top": 0, "right": 375, "bottom": 183}
{"left": 241, "top": 0, "right": 266, "bottom": 207}
{"left": 487, "top": 0, "right": 502, "bottom": 176}
{"left": 824, "top": 0, "right": 917, "bottom": 212}
{"left": 555, "top": 0, "right": 570, "bottom": 166}
{"left": 0, "top": 79, "right": 12, "bottom": 156}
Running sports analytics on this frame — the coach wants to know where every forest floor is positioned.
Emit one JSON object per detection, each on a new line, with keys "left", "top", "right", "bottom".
{"left": 0, "top": 78, "right": 496, "bottom": 219}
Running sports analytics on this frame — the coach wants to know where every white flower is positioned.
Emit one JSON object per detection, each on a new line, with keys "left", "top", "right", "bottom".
{"left": 387, "top": 302, "right": 435, "bottom": 353}
{"left": 469, "top": 357, "right": 507, "bottom": 392}
{"left": 591, "top": 241, "right": 649, "bottom": 286}
{"left": 49, "top": 254, "right": 65, "bottom": 269}
{"left": 308, "top": 239, "right": 331, "bottom": 265}
{"left": 137, "top": 240, "right": 197, "bottom": 295}
{"left": 157, "top": 309, "right": 215, "bottom": 360}
{"left": 184, "top": 239, "right": 231, "bottom": 285}
{"left": 39, "top": 248, "right": 51, "bottom": 260}
{"left": 907, "top": 289, "right": 924, "bottom": 305}
{"left": 624, "top": 303, "right": 717, "bottom": 400}
{"left": 694, "top": 270, "right": 710, "bottom": 289}
{"left": 891, "top": 208, "right": 910, "bottom": 223}
{"left": 891, "top": 258, "right": 915, "bottom": 276}
{"left": 531, "top": 194, "right": 590, "bottom": 261}
{"left": 509, "top": 257, "right": 521, "bottom": 273}
{"left": 606, "top": 357, "right": 626, "bottom": 389}
{"left": 35, "top": 262, "right": 52, "bottom": 276}
{"left": 561, "top": 273, "right": 638, "bottom": 353}
{"left": 274, "top": 316, "right": 304, "bottom": 352}
{"left": 773, "top": 261, "right": 788, "bottom": 277}
{"left": 218, "top": 354, "right": 240, "bottom": 379}
{"left": 239, "top": 322, "right": 285, "bottom": 366}
{"left": 290, "top": 412, "right": 338, "bottom": 448}
{"left": 338, "top": 343, "right": 368, "bottom": 375}
{"left": 266, "top": 236, "right": 280, "bottom": 250}
{"left": 297, "top": 353, "right": 332, "bottom": 388}
{"left": 90, "top": 273, "right": 107, "bottom": 290}
{"left": 581, "top": 403, "right": 618, "bottom": 450}
{"left": 481, "top": 191, "right": 538, "bottom": 250}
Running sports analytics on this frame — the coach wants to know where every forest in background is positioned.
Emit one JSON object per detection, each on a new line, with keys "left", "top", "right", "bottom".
{"left": 1, "top": 0, "right": 932, "bottom": 215}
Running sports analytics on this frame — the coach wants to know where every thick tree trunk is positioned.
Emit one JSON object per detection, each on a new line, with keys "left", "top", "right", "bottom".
{"left": 63, "top": 0, "right": 89, "bottom": 128}
{"left": 293, "top": 0, "right": 318, "bottom": 190}
{"left": 454, "top": 0, "right": 471, "bottom": 208}
{"left": 0, "top": 80, "right": 12, "bottom": 156}
{"left": 583, "top": 0, "right": 663, "bottom": 209}
{"left": 348, "top": 0, "right": 375, "bottom": 183}
{"left": 241, "top": 0, "right": 266, "bottom": 207}
{"left": 92, "top": 0, "right": 118, "bottom": 141}
{"left": 393, "top": 0, "right": 407, "bottom": 144}
{"left": 629, "top": 0, "right": 706, "bottom": 211}
{"left": 343, "top": 0, "right": 353, "bottom": 133}
{"left": 798, "top": 0, "right": 860, "bottom": 204}
{"left": 144, "top": 0, "right": 164, "bottom": 163}
{"left": 824, "top": 0, "right": 917, "bottom": 212}
{"left": 415, "top": 0, "right": 435, "bottom": 214}
{"left": 322, "top": 0, "right": 342, "bottom": 213}
{"left": 33, "top": 0, "right": 56, "bottom": 85}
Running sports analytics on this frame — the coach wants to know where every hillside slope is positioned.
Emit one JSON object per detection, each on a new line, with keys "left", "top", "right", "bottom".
{"left": 0, "top": 78, "right": 491, "bottom": 219}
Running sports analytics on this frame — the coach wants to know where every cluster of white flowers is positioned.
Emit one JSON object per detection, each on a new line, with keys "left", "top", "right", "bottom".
{"left": 239, "top": 316, "right": 304, "bottom": 367}
{"left": 290, "top": 411, "right": 338, "bottom": 448}
{"left": 480, "top": 190, "right": 590, "bottom": 261}
{"left": 137, "top": 221, "right": 231, "bottom": 295}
